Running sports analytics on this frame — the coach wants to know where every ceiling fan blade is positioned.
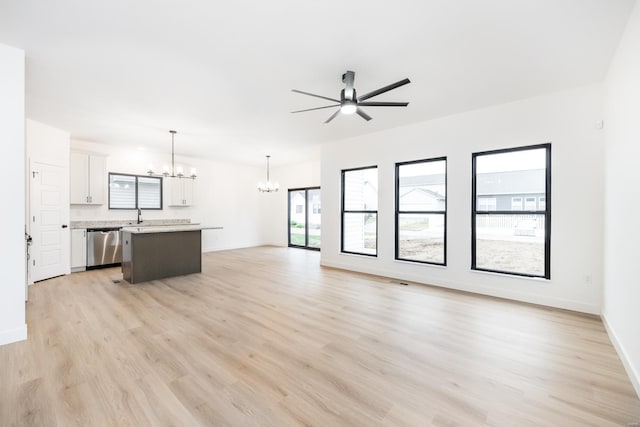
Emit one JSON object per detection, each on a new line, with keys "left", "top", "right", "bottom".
{"left": 292, "top": 89, "right": 340, "bottom": 103}
{"left": 357, "top": 78, "right": 411, "bottom": 102}
{"left": 357, "top": 101, "right": 409, "bottom": 107}
{"left": 343, "top": 71, "right": 355, "bottom": 100}
{"left": 324, "top": 109, "right": 341, "bottom": 124}
{"left": 291, "top": 104, "right": 340, "bottom": 113}
{"left": 356, "top": 108, "right": 372, "bottom": 121}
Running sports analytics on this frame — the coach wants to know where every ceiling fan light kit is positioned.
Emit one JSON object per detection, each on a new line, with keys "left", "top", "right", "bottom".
{"left": 291, "top": 70, "right": 410, "bottom": 123}
{"left": 340, "top": 101, "right": 357, "bottom": 115}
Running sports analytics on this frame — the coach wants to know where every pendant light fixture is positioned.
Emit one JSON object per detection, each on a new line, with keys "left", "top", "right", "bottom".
{"left": 257, "top": 155, "right": 279, "bottom": 192}
{"left": 147, "top": 130, "right": 196, "bottom": 179}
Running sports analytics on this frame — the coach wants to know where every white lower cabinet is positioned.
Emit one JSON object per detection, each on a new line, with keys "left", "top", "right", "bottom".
{"left": 70, "top": 228, "right": 87, "bottom": 272}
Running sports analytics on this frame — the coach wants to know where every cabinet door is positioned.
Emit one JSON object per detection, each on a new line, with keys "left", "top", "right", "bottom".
{"left": 167, "top": 178, "right": 195, "bottom": 206}
{"left": 70, "top": 152, "right": 89, "bottom": 204}
{"left": 88, "top": 154, "right": 106, "bottom": 204}
{"left": 182, "top": 179, "right": 194, "bottom": 206}
{"left": 70, "top": 229, "right": 87, "bottom": 270}
{"left": 168, "top": 178, "right": 184, "bottom": 206}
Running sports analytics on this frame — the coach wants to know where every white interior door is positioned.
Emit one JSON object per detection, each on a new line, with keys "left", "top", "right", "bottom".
{"left": 30, "top": 162, "right": 70, "bottom": 282}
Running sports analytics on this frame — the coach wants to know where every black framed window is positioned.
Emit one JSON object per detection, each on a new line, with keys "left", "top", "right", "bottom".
{"left": 109, "top": 173, "right": 163, "bottom": 210}
{"left": 472, "top": 143, "right": 551, "bottom": 278}
{"left": 341, "top": 166, "right": 377, "bottom": 256}
{"left": 396, "top": 157, "right": 447, "bottom": 265}
{"left": 288, "top": 187, "right": 321, "bottom": 250}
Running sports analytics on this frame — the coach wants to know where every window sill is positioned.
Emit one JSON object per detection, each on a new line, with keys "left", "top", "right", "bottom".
{"left": 340, "top": 251, "right": 377, "bottom": 259}
{"left": 470, "top": 268, "right": 550, "bottom": 282}
{"left": 393, "top": 259, "right": 447, "bottom": 269}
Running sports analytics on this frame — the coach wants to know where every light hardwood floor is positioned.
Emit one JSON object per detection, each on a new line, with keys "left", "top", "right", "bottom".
{"left": 1, "top": 246, "right": 639, "bottom": 426}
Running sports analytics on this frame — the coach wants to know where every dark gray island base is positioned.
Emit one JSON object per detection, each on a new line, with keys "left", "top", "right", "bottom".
{"left": 121, "top": 228, "right": 202, "bottom": 284}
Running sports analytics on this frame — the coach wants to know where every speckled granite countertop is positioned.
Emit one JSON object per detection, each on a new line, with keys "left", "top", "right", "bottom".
{"left": 70, "top": 219, "right": 191, "bottom": 229}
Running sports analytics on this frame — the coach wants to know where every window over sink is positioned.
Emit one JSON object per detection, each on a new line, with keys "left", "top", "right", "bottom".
{"left": 108, "top": 173, "right": 163, "bottom": 210}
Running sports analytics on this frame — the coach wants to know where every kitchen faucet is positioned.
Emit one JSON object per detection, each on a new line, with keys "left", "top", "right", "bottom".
{"left": 137, "top": 208, "right": 143, "bottom": 224}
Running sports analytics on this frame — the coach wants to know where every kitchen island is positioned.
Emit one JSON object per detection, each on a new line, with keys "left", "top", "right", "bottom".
{"left": 121, "top": 225, "right": 220, "bottom": 284}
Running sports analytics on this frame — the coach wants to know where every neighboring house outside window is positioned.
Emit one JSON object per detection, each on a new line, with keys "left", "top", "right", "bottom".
{"left": 478, "top": 197, "right": 497, "bottom": 211}
{"left": 539, "top": 196, "right": 546, "bottom": 210}
{"left": 511, "top": 197, "right": 523, "bottom": 210}
{"left": 524, "top": 197, "right": 537, "bottom": 210}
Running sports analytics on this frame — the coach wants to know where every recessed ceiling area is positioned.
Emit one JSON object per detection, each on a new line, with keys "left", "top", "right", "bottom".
{"left": 0, "top": 0, "right": 634, "bottom": 166}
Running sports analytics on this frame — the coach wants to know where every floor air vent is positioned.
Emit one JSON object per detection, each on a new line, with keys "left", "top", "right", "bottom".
{"left": 389, "top": 280, "right": 409, "bottom": 286}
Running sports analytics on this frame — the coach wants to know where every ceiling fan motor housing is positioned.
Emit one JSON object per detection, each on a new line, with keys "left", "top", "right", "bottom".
{"left": 340, "top": 88, "right": 357, "bottom": 104}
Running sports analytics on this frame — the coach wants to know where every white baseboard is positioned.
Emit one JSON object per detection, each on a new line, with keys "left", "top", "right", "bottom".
{"left": 320, "top": 259, "right": 600, "bottom": 315}
{"left": 202, "top": 242, "right": 271, "bottom": 253}
{"left": 202, "top": 243, "right": 291, "bottom": 252}
{"left": 602, "top": 312, "right": 640, "bottom": 399}
{"left": 0, "top": 324, "right": 27, "bottom": 346}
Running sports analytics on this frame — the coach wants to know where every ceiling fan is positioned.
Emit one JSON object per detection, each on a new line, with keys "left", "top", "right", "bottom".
{"left": 291, "top": 71, "right": 411, "bottom": 123}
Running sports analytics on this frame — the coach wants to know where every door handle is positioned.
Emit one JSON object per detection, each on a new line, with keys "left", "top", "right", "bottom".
{"left": 61, "top": 224, "right": 68, "bottom": 228}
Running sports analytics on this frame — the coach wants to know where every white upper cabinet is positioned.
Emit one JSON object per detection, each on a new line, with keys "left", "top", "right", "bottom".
{"left": 182, "top": 178, "right": 194, "bottom": 206}
{"left": 167, "top": 178, "right": 194, "bottom": 206}
{"left": 69, "top": 152, "right": 87, "bottom": 204}
{"left": 70, "top": 152, "right": 106, "bottom": 205}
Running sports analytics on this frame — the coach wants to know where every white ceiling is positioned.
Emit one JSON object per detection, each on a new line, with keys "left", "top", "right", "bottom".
{"left": 0, "top": 0, "right": 634, "bottom": 166}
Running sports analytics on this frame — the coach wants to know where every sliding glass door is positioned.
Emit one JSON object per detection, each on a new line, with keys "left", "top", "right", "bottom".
{"left": 307, "top": 188, "right": 321, "bottom": 249}
{"left": 288, "top": 187, "right": 321, "bottom": 250}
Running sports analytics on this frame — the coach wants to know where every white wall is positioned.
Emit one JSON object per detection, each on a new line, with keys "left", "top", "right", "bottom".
{"left": 260, "top": 160, "right": 321, "bottom": 246}
{"left": 321, "top": 84, "right": 604, "bottom": 314}
{"left": 603, "top": 1, "right": 640, "bottom": 397}
{"left": 70, "top": 140, "right": 264, "bottom": 252}
{"left": 26, "top": 119, "right": 70, "bottom": 168}
{"left": 0, "top": 43, "right": 27, "bottom": 345}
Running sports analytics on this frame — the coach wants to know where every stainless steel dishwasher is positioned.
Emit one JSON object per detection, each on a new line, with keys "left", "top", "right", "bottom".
{"left": 87, "top": 228, "right": 122, "bottom": 268}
